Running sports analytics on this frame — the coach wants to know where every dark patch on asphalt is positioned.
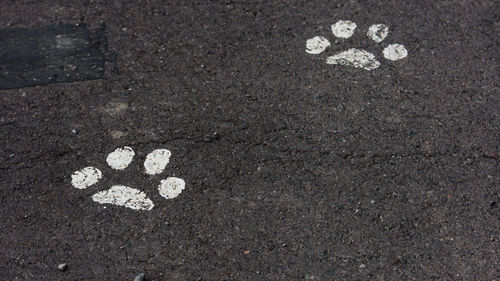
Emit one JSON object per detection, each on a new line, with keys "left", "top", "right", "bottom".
{"left": 0, "top": 23, "right": 105, "bottom": 89}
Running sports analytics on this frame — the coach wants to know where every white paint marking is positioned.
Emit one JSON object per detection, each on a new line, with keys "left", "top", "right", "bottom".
{"left": 106, "top": 146, "right": 134, "bottom": 170}
{"left": 326, "top": 48, "right": 380, "bottom": 70}
{"left": 305, "top": 36, "right": 331, "bottom": 54}
{"left": 92, "top": 185, "right": 154, "bottom": 211}
{"left": 331, "top": 20, "right": 357, "bottom": 39}
{"left": 383, "top": 44, "right": 408, "bottom": 61}
{"left": 71, "top": 167, "right": 102, "bottom": 189}
{"left": 144, "top": 149, "right": 171, "bottom": 175}
{"left": 158, "top": 177, "right": 185, "bottom": 199}
{"left": 367, "top": 24, "right": 389, "bottom": 43}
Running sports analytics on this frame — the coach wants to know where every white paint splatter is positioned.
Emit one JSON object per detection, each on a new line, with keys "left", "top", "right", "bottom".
{"left": 158, "top": 177, "right": 186, "bottom": 199}
{"left": 92, "top": 185, "right": 154, "bottom": 211}
{"left": 144, "top": 149, "right": 171, "bottom": 175}
{"left": 158, "top": 177, "right": 185, "bottom": 199}
{"left": 326, "top": 48, "right": 380, "bottom": 70}
{"left": 383, "top": 44, "right": 408, "bottom": 60}
{"left": 106, "top": 146, "right": 134, "bottom": 170}
{"left": 331, "top": 20, "right": 357, "bottom": 39}
{"left": 71, "top": 167, "right": 102, "bottom": 189}
{"left": 367, "top": 24, "right": 388, "bottom": 43}
{"left": 305, "top": 36, "right": 331, "bottom": 54}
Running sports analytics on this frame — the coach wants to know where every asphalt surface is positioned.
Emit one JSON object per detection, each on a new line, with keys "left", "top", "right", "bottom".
{"left": 1, "top": 0, "right": 499, "bottom": 280}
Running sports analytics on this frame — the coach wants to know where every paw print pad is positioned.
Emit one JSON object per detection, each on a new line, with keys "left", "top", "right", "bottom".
{"left": 306, "top": 20, "right": 408, "bottom": 70}
{"left": 71, "top": 147, "right": 185, "bottom": 211}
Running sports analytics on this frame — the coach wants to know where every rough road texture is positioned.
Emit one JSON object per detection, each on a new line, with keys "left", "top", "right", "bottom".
{"left": 0, "top": 1, "right": 498, "bottom": 280}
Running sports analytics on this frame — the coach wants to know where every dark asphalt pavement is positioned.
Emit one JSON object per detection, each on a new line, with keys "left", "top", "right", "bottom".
{"left": 1, "top": 1, "right": 498, "bottom": 280}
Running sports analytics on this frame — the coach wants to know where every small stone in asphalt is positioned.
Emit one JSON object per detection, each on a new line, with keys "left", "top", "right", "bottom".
{"left": 57, "top": 263, "right": 67, "bottom": 271}
{"left": 133, "top": 273, "right": 145, "bottom": 281}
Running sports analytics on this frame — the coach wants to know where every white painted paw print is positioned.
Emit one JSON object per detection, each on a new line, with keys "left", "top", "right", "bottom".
{"left": 306, "top": 20, "right": 408, "bottom": 70}
{"left": 71, "top": 147, "right": 185, "bottom": 211}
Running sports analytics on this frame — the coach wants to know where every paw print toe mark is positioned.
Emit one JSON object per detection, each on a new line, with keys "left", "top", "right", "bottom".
{"left": 383, "top": 43, "right": 408, "bottom": 61}
{"left": 106, "top": 146, "right": 134, "bottom": 170}
{"left": 71, "top": 167, "right": 102, "bottom": 189}
{"left": 331, "top": 20, "right": 357, "bottom": 39}
{"left": 306, "top": 36, "right": 331, "bottom": 54}
{"left": 158, "top": 177, "right": 185, "bottom": 199}
{"left": 144, "top": 149, "right": 171, "bottom": 175}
